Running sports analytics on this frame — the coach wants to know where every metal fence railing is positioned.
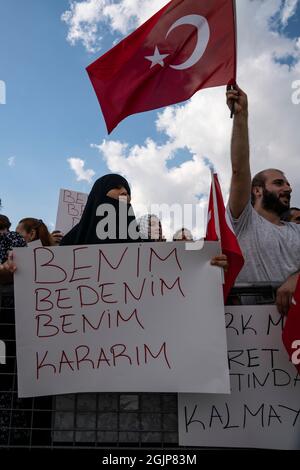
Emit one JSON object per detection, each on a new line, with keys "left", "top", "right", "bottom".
{"left": 0, "top": 283, "right": 278, "bottom": 450}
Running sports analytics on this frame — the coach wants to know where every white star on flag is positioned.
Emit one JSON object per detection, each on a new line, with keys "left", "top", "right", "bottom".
{"left": 145, "top": 46, "right": 169, "bottom": 68}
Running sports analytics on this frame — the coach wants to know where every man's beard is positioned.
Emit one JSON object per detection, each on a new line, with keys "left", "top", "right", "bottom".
{"left": 262, "top": 188, "right": 290, "bottom": 215}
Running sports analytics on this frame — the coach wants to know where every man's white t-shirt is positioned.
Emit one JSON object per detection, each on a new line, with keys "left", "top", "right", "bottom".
{"left": 227, "top": 201, "right": 300, "bottom": 283}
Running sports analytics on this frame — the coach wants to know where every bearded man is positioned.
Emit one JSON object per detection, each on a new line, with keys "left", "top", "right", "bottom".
{"left": 226, "top": 85, "right": 300, "bottom": 315}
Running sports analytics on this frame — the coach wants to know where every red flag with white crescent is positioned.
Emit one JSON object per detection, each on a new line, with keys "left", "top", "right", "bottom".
{"left": 86, "top": 0, "right": 237, "bottom": 133}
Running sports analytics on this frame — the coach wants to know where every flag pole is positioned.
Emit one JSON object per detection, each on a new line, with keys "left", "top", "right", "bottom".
{"left": 211, "top": 170, "right": 220, "bottom": 240}
{"left": 229, "top": 0, "right": 237, "bottom": 118}
{"left": 233, "top": 0, "right": 237, "bottom": 82}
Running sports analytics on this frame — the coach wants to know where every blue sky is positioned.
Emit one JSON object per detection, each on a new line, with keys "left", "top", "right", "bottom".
{"left": 0, "top": 0, "right": 161, "bottom": 228}
{"left": 1, "top": 0, "right": 300, "bottom": 235}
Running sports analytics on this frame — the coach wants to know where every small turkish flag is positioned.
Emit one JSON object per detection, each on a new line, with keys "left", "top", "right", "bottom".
{"left": 282, "top": 276, "right": 300, "bottom": 374}
{"left": 206, "top": 172, "right": 244, "bottom": 301}
{"left": 86, "top": 0, "right": 237, "bottom": 133}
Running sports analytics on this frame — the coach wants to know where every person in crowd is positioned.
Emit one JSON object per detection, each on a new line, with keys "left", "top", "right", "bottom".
{"left": 60, "top": 174, "right": 140, "bottom": 245}
{"left": 0, "top": 214, "right": 10, "bottom": 236}
{"left": 137, "top": 214, "right": 166, "bottom": 241}
{"left": 281, "top": 207, "right": 300, "bottom": 224}
{"left": 226, "top": 85, "right": 300, "bottom": 315}
{"left": 0, "top": 214, "right": 26, "bottom": 284}
{"left": 172, "top": 227, "right": 194, "bottom": 241}
{"left": 0, "top": 215, "right": 26, "bottom": 263}
{"left": 16, "top": 218, "right": 52, "bottom": 246}
{"left": 50, "top": 230, "right": 64, "bottom": 245}
{"left": 1, "top": 217, "right": 55, "bottom": 283}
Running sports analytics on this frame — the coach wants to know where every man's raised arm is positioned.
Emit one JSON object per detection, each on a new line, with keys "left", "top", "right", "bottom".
{"left": 227, "top": 86, "right": 251, "bottom": 218}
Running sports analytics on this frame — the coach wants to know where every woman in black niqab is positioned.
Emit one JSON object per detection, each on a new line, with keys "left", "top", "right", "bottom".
{"left": 60, "top": 174, "right": 140, "bottom": 245}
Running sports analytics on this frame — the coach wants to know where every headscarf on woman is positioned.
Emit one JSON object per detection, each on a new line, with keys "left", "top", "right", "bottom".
{"left": 137, "top": 214, "right": 164, "bottom": 241}
{"left": 60, "top": 174, "right": 140, "bottom": 245}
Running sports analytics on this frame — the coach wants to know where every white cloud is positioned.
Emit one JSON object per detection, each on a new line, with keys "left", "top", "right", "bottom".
{"left": 66, "top": 0, "right": 300, "bottom": 237}
{"left": 61, "top": 0, "right": 106, "bottom": 52}
{"left": 61, "top": 0, "right": 166, "bottom": 52}
{"left": 8, "top": 156, "right": 15, "bottom": 167}
{"left": 102, "top": 0, "right": 166, "bottom": 34}
{"left": 92, "top": 139, "right": 210, "bottom": 239}
{"left": 67, "top": 157, "right": 95, "bottom": 182}
{"left": 281, "top": 0, "right": 299, "bottom": 27}
{"left": 0, "top": 80, "right": 6, "bottom": 105}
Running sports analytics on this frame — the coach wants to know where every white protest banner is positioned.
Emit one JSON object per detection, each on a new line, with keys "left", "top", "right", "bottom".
{"left": 28, "top": 240, "right": 43, "bottom": 248}
{"left": 179, "top": 306, "right": 300, "bottom": 450}
{"left": 13, "top": 241, "right": 230, "bottom": 398}
{"left": 55, "top": 188, "right": 88, "bottom": 234}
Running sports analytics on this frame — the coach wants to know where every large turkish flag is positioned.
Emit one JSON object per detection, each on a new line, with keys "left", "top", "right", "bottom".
{"left": 87, "top": 0, "right": 236, "bottom": 133}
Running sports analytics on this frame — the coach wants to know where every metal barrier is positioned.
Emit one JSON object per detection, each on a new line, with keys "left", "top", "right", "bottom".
{"left": 0, "top": 283, "right": 278, "bottom": 450}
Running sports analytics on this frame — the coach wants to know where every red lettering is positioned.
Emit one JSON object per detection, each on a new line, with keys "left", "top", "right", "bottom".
{"left": 77, "top": 285, "right": 99, "bottom": 307}
{"left": 63, "top": 190, "right": 75, "bottom": 203}
{"left": 36, "top": 351, "right": 56, "bottom": 379}
{"left": 124, "top": 278, "right": 146, "bottom": 304}
{"left": 76, "top": 193, "right": 86, "bottom": 205}
{"left": 36, "top": 314, "right": 59, "bottom": 338}
{"left": 110, "top": 344, "right": 132, "bottom": 366}
{"left": 144, "top": 342, "right": 172, "bottom": 369}
{"left": 136, "top": 346, "right": 140, "bottom": 366}
{"left": 116, "top": 308, "right": 144, "bottom": 330}
{"left": 82, "top": 310, "right": 110, "bottom": 333}
{"left": 75, "top": 345, "right": 95, "bottom": 370}
{"left": 56, "top": 288, "right": 72, "bottom": 309}
{"left": 97, "top": 248, "right": 128, "bottom": 282}
{"left": 151, "top": 279, "right": 155, "bottom": 297}
{"left": 149, "top": 247, "right": 182, "bottom": 272}
{"left": 160, "top": 277, "right": 185, "bottom": 297}
{"left": 35, "top": 288, "right": 53, "bottom": 311}
{"left": 34, "top": 247, "right": 67, "bottom": 284}
{"left": 136, "top": 246, "right": 140, "bottom": 278}
{"left": 99, "top": 283, "right": 117, "bottom": 303}
{"left": 96, "top": 348, "right": 111, "bottom": 367}
{"left": 59, "top": 350, "right": 75, "bottom": 373}
{"left": 72, "top": 216, "right": 80, "bottom": 227}
{"left": 67, "top": 203, "right": 79, "bottom": 216}
{"left": 60, "top": 314, "right": 77, "bottom": 334}
{"left": 70, "top": 247, "right": 92, "bottom": 282}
